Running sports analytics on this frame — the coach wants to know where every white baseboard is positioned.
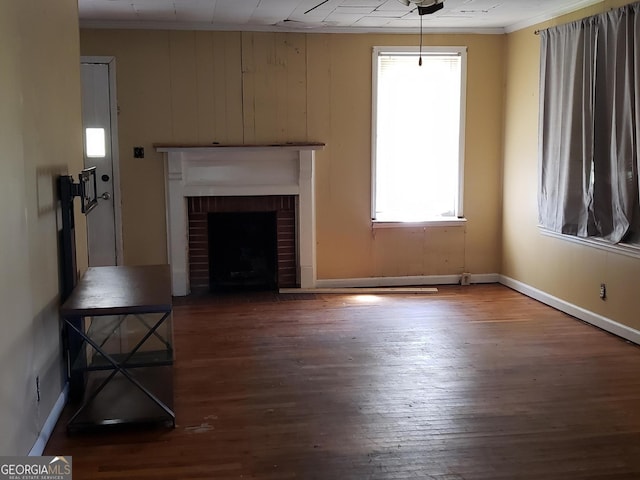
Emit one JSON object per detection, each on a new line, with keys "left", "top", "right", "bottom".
{"left": 470, "top": 273, "right": 501, "bottom": 284}
{"left": 499, "top": 275, "right": 640, "bottom": 345}
{"left": 315, "top": 273, "right": 500, "bottom": 288}
{"left": 29, "top": 384, "right": 68, "bottom": 456}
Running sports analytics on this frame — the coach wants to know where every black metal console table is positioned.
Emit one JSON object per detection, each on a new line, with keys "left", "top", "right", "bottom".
{"left": 60, "top": 264, "right": 175, "bottom": 431}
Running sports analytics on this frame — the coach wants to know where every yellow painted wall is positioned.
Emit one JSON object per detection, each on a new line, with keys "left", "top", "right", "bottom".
{"left": 0, "top": 0, "right": 85, "bottom": 454}
{"left": 502, "top": 0, "right": 640, "bottom": 329}
{"left": 80, "top": 30, "right": 505, "bottom": 279}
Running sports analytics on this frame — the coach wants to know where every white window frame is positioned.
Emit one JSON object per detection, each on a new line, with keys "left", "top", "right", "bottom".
{"left": 371, "top": 46, "right": 468, "bottom": 227}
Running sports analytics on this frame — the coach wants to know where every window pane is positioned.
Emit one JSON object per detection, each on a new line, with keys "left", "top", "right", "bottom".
{"left": 85, "top": 127, "right": 106, "bottom": 158}
{"left": 373, "top": 50, "right": 463, "bottom": 222}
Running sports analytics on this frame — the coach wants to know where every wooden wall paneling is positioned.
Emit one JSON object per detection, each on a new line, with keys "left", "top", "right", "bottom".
{"left": 169, "top": 31, "right": 199, "bottom": 143}
{"left": 377, "top": 226, "right": 466, "bottom": 277}
{"left": 194, "top": 31, "right": 216, "bottom": 144}
{"left": 217, "top": 32, "right": 244, "bottom": 144}
{"left": 80, "top": 30, "right": 509, "bottom": 282}
{"left": 305, "top": 35, "right": 331, "bottom": 144}
{"left": 371, "top": 228, "right": 428, "bottom": 277}
{"left": 461, "top": 36, "right": 505, "bottom": 275}
{"left": 252, "top": 32, "right": 280, "bottom": 143}
{"left": 241, "top": 33, "right": 308, "bottom": 144}
{"left": 284, "top": 32, "right": 308, "bottom": 142}
{"left": 430, "top": 226, "right": 466, "bottom": 275}
{"left": 322, "top": 35, "right": 375, "bottom": 277}
{"left": 99, "top": 31, "right": 172, "bottom": 265}
{"left": 275, "top": 33, "right": 291, "bottom": 143}
{"left": 401, "top": 228, "right": 430, "bottom": 277}
{"left": 241, "top": 32, "right": 256, "bottom": 143}
{"left": 306, "top": 34, "right": 333, "bottom": 278}
{"left": 371, "top": 228, "right": 404, "bottom": 277}
{"left": 368, "top": 224, "right": 466, "bottom": 278}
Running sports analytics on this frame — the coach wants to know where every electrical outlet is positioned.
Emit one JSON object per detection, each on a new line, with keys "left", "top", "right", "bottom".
{"left": 36, "top": 376, "right": 40, "bottom": 402}
{"left": 461, "top": 273, "right": 471, "bottom": 286}
{"left": 600, "top": 283, "right": 606, "bottom": 300}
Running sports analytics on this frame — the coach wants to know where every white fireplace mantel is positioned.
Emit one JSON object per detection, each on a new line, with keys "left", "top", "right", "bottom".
{"left": 157, "top": 144, "right": 324, "bottom": 296}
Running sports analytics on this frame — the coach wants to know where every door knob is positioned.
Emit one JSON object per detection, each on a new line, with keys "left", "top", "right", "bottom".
{"left": 100, "top": 192, "right": 111, "bottom": 200}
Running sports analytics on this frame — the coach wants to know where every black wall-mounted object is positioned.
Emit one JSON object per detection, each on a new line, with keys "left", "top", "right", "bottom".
{"left": 58, "top": 166, "right": 98, "bottom": 300}
{"left": 58, "top": 175, "right": 78, "bottom": 304}
{"left": 58, "top": 166, "right": 98, "bottom": 401}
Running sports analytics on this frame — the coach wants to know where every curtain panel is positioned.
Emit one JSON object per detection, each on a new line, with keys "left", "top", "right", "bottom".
{"left": 538, "top": 3, "right": 640, "bottom": 244}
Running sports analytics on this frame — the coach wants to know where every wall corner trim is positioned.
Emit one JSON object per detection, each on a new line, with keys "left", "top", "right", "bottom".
{"left": 499, "top": 275, "right": 640, "bottom": 345}
{"left": 28, "top": 384, "right": 68, "bottom": 456}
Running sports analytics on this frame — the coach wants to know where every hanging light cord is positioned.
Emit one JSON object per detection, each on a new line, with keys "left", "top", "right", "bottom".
{"left": 419, "top": 13, "right": 423, "bottom": 66}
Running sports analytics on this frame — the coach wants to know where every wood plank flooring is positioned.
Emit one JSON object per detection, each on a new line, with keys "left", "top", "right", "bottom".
{"left": 45, "top": 284, "right": 640, "bottom": 479}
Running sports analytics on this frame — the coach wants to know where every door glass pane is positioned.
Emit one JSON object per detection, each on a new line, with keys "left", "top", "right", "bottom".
{"left": 86, "top": 127, "right": 106, "bottom": 158}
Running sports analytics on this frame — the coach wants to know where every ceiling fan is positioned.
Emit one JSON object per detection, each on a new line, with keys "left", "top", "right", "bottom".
{"left": 396, "top": 0, "right": 445, "bottom": 66}
{"left": 397, "top": 0, "right": 444, "bottom": 15}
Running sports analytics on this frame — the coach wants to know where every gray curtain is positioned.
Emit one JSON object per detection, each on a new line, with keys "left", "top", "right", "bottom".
{"left": 538, "top": 3, "right": 640, "bottom": 243}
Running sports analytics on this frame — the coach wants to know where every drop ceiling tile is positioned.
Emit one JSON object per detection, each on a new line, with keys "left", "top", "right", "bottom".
{"left": 175, "top": 8, "right": 216, "bottom": 23}
{"left": 353, "top": 15, "right": 395, "bottom": 26}
{"left": 77, "top": 0, "right": 607, "bottom": 33}
{"left": 323, "top": 12, "right": 365, "bottom": 24}
{"left": 289, "top": 0, "right": 342, "bottom": 18}
{"left": 341, "top": 0, "right": 385, "bottom": 6}
{"left": 335, "top": 6, "right": 376, "bottom": 14}
{"left": 368, "top": 9, "right": 409, "bottom": 17}
{"left": 213, "top": 0, "right": 260, "bottom": 23}
{"left": 250, "top": 0, "right": 299, "bottom": 24}
{"left": 132, "top": 0, "right": 176, "bottom": 21}
{"left": 376, "top": 0, "right": 410, "bottom": 11}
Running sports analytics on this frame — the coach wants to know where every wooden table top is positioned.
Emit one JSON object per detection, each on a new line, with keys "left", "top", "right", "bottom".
{"left": 60, "top": 265, "right": 172, "bottom": 317}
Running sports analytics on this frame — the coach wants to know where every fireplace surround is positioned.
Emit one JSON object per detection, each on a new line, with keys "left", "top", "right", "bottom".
{"left": 157, "top": 144, "right": 323, "bottom": 296}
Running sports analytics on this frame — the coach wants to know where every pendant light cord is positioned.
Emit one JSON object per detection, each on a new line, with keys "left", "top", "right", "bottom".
{"left": 419, "top": 14, "right": 423, "bottom": 66}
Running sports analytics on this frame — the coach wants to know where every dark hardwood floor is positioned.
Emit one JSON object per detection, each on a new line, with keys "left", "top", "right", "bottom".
{"left": 45, "top": 284, "right": 640, "bottom": 479}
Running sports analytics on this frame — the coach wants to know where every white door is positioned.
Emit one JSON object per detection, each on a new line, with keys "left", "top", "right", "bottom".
{"left": 81, "top": 60, "right": 121, "bottom": 266}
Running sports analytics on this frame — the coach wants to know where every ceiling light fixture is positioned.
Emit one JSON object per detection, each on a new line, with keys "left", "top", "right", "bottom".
{"left": 417, "top": 1, "right": 444, "bottom": 15}
{"left": 397, "top": 0, "right": 445, "bottom": 15}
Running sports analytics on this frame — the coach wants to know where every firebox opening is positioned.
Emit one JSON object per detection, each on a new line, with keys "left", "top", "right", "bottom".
{"left": 208, "top": 211, "right": 277, "bottom": 292}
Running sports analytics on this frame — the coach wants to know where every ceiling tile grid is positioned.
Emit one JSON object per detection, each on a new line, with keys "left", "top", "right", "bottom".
{"left": 77, "top": 0, "right": 604, "bottom": 33}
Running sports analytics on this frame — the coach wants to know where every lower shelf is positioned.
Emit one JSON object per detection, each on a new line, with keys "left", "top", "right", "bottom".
{"left": 67, "top": 366, "right": 174, "bottom": 432}
{"left": 78, "top": 349, "right": 174, "bottom": 371}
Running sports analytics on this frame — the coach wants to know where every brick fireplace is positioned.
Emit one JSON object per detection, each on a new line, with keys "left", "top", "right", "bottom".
{"left": 187, "top": 195, "right": 297, "bottom": 292}
{"left": 157, "top": 144, "right": 323, "bottom": 296}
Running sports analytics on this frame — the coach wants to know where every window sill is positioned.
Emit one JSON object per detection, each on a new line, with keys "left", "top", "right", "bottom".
{"left": 372, "top": 218, "right": 467, "bottom": 229}
{"left": 539, "top": 227, "right": 640, "bottom": 260}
